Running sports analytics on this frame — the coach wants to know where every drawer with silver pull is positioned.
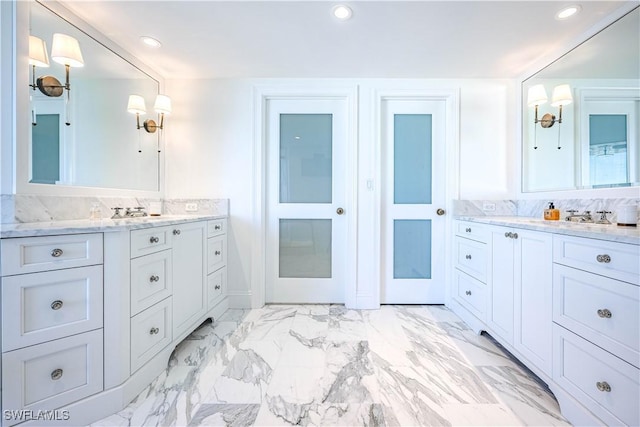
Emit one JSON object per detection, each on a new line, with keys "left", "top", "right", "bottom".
{"left": 207, "top": 267, "right": 226, "bottom": 309}
{"left": 553, "top": 264, "right": 639, "bottom": 368}
{"left": 208, "top": 218, "right": 227, "bottom": 238}
{"left": 1, "top": 329, "right": 103, "bottom": 425}
{"left": 131, "top": 249, "right": 172, "bottom": 315}
{"left": 454, "top": 269, "right": 486, "bottom": 321}
{"left": 454, "top": 236, "right": 487, "bottom": 282}
{"left": 130, "top": 297, "right": 172, "bottom": 373}
{"left": 0, "top": 233, "right": 103, "bottom": 276}
{"left": 553, "top": 235, "right": 639, "bottom": 284}
{"left": 130, "top": 226, "right": 172, "bottom": 258}
{"left": 455, "top": 221, "right": 489, "bottom": 243}
{"left": 553, "top": 324, "right": 639, "bottom": 427}
{"left": 1, "top": 265, "right": 103, "bottom": 351}
{"left": 207, "top": 234, "right": 227, "bottom": 274}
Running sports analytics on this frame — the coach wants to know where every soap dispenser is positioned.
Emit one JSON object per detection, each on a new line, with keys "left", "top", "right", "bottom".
{"left": 544, "top": 202, "right": 560, "bottom": 221}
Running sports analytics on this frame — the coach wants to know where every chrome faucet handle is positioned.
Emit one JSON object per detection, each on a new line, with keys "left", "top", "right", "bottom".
{"left": 566, "top": 209, "right": 578, "bottom": 214}
{"left": 111, "top": 207, "right": 124, "bottom": 219}
{"left": 134, "top": 207, "right": 148, "bottom": 216}
{"left": 596, "top": 210, "right": 612, "bottom": 224}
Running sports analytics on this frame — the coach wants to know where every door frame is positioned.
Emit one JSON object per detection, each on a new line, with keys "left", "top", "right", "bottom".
{"left": 251, "top": 84, "right": 359, "bottom": 308}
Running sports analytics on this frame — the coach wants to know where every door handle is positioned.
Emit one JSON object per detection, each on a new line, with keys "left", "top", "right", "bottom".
{"left": 436, "top": 208, "right": 445, "bottom": 216}
{"left": 336, "top": 207, "right": 345, "bottom": 215}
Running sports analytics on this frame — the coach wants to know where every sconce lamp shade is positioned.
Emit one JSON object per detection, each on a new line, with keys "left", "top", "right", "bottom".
{"left": 551, "top": 84, "right": 573, "bottom": 106}
{"left": 127, "top": 95, "right": 147, "bottom": 115}
{"left": 29, "top": 36, "right": 50, "bottom": 67}
{"left": 527, "top": 84, "right": 548, "bottom": 107}
{"left": 51, "top": 33, "right": 84, "bottom": 67}
{"left": 154, "top": 95, "right": 172, "bottom": 115}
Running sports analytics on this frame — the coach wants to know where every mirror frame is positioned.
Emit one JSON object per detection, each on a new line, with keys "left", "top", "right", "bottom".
{"left": 518, "top": 3, "right": 640, "bottom": 199}
{"left": 14, "top": 0, "right": 165, "bottom": 197}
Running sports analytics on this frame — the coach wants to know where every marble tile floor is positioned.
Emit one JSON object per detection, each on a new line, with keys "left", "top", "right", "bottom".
{"left": 92, "top": 305, "right": 569, "bottom": 427}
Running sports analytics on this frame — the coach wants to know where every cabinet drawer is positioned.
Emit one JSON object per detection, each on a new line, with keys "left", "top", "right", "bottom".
{"left": 131, "top": 249, "right": 172, "bottom": 315}
{"left": 207, "top": 267, "right": 226, "bottom": 309}
{"left": 207, "top": 235, "right": 227, "bottom": 274}
{"left": 454, "top": 269, "right": 486, "bottom": 321}
{"left": 131, "top": 298, "right": 172, "bottom": 373}
{"left": 2, "top": 329, "right": 103, "bottom": 426}
{"left": 553, "top": 264, "right": 639, "bottom": 368}
{"left": 1, "top": 265, "right": 103, "bottom": 351}
{"left": 553, "top": 235, "right": 639, "bottom": 284}
{"left": 553, "top": 325, "right": 639, "bottom": 427}
{"left": 454, "top": 237, "right": 487, "bottom": 282}
{"left": 208, "top": 218, "right": 227, "bottom": 238}
{"left": 455, "top": 221, "right": 489, "bottom": 243}
{"left": 130, "top": 226, "right": 171, "bottom": 258}
{"left": 0, "top": 233, "right": 103, "bottom": 276}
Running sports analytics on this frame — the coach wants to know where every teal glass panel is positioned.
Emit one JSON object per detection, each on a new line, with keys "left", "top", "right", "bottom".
{"left": 394, "top": 220, "right": 431, "bottom": 279}
{"left": 31, "top": 114, "right": 60, "bottom": 184}
{"left": 279, "top": 219, "right": 332, "bottom": 278}
{"left": 280, "top": 114, "right": 332, "bottom": 203}
{"left": 394, "top": 114, "right": 432, "bottom": 204}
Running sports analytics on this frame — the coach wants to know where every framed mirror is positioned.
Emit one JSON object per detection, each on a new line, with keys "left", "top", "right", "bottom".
{"left": 22, "top": 1, "right": 161, "bottom": 193}
{"left": 522, "top": 7, "right": 639, "bottom": 193}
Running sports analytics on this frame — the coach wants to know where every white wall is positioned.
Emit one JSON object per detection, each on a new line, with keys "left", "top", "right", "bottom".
{"left": 165, "top": 78, "right": 517, "bottom": 306}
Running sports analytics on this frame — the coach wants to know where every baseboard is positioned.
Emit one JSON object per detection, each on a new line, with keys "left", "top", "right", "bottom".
{"left": 227, "top": 291, "right": 252, "bottom": 308}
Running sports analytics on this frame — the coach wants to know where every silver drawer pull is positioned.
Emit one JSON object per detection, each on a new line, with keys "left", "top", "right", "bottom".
{"left": 465, "top": 254, "right": 472, "bottom": 260}
{"left": 596, "top": 381, "right": 611, "bottom": 392}
{"left": 504, "top": 232, "right": 512, "bottom": 238}
{"left": 51, "top": 248, "right": 64, "bottom": 257}
{"left": 149, "top": 236, "right": 160, "bottom": 244}
{"left": 465, "top": 290, "right": 472, "bottom": 296}
{"left": 512, "top": 232, "right": 518, "bottom": 239}
{"left": 173, "top": 229, "right": 181, "bottom": 235}
{"left": 51, "top": 368, "right": 63, "bottom": 381}
{"left": 465, "top": 227, "right": 471, "bottom": 233}
{"left": 596, "top": 254, "right": 611, "bottom": 263}
{"left": 149, "top": 275, "right": 160, "bottom": 283}
{"left": 215, "top": 250, "right": 221, "bottom": 256}
{"left": 597, "top": 309, "right": 612, "bottom": 318}
{"left": 215, "top": 225, "right": 222, "bottom": 230}
{"left": 50, "top": 300, "right": 63, "bottom": 310}
{"left": 149, "top": 327, "right": 160, "bottom": 335}
{"left": 214, "top": 285, "right": 221, "bottom": 290}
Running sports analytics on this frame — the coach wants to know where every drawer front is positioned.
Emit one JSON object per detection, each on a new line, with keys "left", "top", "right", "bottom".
{"left": 553, "top": 235, "right": 639, "bottom": 284}
{"left": 131, "top": 298, "right": 172, "bottom": 373}
{"left": 454, "top": 269, "right": 486, "bottom": 320}
{"left": 2, "top": 329, "right": 103, "bottom": 425}
{"left": 553, "top": 325, "right": 639, "bottom": 427}
{"left": 207, "top": 267, "right": 226, "bottom": 309}
{"left": 455, "top": 221, "right": 489, "bottom": 243}
{"left": 454, "top": 237, "right": 487, "bottom": 282}
{"left": 207, "top": 235, "right": 227, "bottom": 274}
{"left": 130, "top": 226, "right": 171, "bottom": 258}
{"left": 131, "top": 249, "right": 173, "bottom": 315}
{"left": 2, "top": 265, "right": 103, "bottom": 351}
{"left": 553, "top": 264, "right": 639, "bottom": 368}
{"left": 0, "top": 233, "right": 103, "bottom": 276}
{"left": 208, "top": 218, "right": 227, "bottom": 238}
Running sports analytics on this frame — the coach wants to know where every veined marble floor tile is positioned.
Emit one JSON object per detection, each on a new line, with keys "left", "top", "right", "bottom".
{"left": 93, "top": 304, "right": 568, "bottom": 427}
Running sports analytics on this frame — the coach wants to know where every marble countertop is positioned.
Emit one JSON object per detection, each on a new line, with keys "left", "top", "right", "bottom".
{"left": 0, "top": 214, "right": 227, "bottom": 238}
{"left": 456, "top": 216, "right": 640, "bottom": 245}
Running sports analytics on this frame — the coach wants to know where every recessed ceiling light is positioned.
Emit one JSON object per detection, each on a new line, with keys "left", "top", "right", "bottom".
{"left": 556, "top": 5, "right": 581, "bottom": 20}
{"left": 332, "top": 5, "right": 353, "bottom": 21}
{"left": 140, "top": 36, "right": 162, "bottom": 48}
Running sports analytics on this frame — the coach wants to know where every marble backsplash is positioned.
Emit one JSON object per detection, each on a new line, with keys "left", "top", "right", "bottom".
{"left": 454, "top": 198, "right": 639, "bottom": 224}
{"left": 0, "top": 195, "right": 229, "bottom": 223}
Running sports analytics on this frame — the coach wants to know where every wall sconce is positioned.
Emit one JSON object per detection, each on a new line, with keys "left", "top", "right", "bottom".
{"left": 28, "top": 36, "right": 50, "bottom": 126}
{"left": 527, "top": 84, "right": 573, "bottom": 128}
{"left": 127, "top": 94, "right": 172, "bottom": 133}
{"left": 31, "top": 33, "right": 84, "bottom": 98}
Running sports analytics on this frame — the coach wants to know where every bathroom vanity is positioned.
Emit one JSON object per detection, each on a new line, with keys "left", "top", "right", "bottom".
{"left": 451, "top": 217, "right": 639, "bottom": 427}
{"left": 0, "top": 215, "right": 228, "bottom": 426}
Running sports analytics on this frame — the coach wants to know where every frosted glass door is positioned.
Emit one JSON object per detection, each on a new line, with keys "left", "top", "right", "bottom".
{"left": 382, "top": 99, "right": 446, "bottom": 303}
{"left": 266, "top": 99, "right": 347, "bottom": 303}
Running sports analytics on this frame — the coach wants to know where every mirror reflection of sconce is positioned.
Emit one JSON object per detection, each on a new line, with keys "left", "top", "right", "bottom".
{"left": 127, "top": 94, "right": 172, "bottom": 133}
{"left": 527, "top": 83, "right": 573, "bottom": 149}
{"left": 28, "top": 33, "right": 84, "bottom": 125}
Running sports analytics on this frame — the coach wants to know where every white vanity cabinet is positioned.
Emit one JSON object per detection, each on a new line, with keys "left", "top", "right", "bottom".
{"left": 207, "top": 218, "right": 228, "bottom": 309}
{"left": 0, "top": 234, "right": 104, "bottom": 426}
{"left": 453, "top": 221, "right": 489, "bottom": 325}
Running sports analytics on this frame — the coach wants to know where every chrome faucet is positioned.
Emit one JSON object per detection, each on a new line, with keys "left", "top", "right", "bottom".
{"left": 125, "top": 207, "right": 148, "bottom": 217}
{"left": 111, "top": 207, "right": 124, "bottom": 219}
{"left": 565, "top": 210, "right": 594, "bottom": 223}
{"left": 595, "top": 210, "right": 612, "bottom": 225}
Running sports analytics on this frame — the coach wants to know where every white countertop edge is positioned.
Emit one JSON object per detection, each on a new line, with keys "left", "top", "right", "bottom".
{"left": 0, "top": 214, "right": 227, "bottom": 238}
{"left": 456, "top": 216, "right": 640, "bottom": 245}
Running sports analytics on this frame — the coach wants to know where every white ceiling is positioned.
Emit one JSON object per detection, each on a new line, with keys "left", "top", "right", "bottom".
{"left": 57, "top": 0, "right": 634, "bottom": 80}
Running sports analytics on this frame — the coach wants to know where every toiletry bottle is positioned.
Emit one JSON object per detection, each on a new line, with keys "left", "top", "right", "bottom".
{"left": 544, "top": 202, "right": 560, "bottom": 221}
{"left": 89, "top": 202, "right": 102, "bottom": 220}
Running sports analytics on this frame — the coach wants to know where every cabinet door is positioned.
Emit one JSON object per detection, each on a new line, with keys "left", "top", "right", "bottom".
{"left": 171, "top": 221, "right": 206, "bottom": 339}
{"left": 515, "top": 230, "right": 553, "bottom": 375}
{"left": 488, "top": 226, "right": 514, "bottom": 344}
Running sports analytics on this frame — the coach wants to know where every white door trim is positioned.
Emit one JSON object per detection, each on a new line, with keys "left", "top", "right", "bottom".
{"left": 372, "top": 89, "right": 460, "bottom": 306}
{"left": 251, "top": 84, "right": 359, "bottom": 308}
